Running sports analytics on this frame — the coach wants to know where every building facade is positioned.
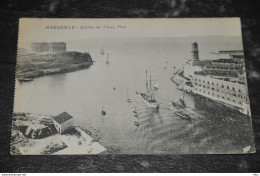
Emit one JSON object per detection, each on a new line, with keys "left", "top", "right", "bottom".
{"left": 31, "top": 42, "right": 66, "bottom": 53}
{"left": 49, "top": 42, "right": 66, "bottom": 53}
{"left": 191, "top": 74, "right": 250, "bottom": 115}
{"left": 52, "top": 112, "right": 74, "bottom": 134}
{"left": 180, "top": 43, "right": 250, "bottom": 115}
{"left": 31, "top": 42, "right": 49, "bottom": 53}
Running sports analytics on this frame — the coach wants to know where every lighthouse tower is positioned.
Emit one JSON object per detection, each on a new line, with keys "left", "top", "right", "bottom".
{"left": 191, "top": 42, "right": 199, "bottom": 61}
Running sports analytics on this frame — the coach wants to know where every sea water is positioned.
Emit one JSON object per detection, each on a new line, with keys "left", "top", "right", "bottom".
{"left": 14, "top": 37, "right": 254, "bottom": 154}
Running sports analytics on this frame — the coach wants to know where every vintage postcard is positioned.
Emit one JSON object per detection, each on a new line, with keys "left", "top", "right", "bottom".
{"left": 12, "top": 18, "right": 255, "bottom": 154}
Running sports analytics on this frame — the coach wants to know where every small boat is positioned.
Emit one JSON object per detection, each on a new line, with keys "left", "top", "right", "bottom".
{"left": 139, "top": 70, "right": 160, "bottom": 111}
{"left": 133, "top": 106, "right": 137, "bottom": 114}
{"left": 174, "top": 110, "right": 191, "bottom": 120}
{"left": 171, "top": 93, "right": 192, "bottom": 120}
{"left": 17, "top": 78, "right": 33, "bottom": 82}
{"left": 172, "top": 91, "right": 187, "bottom": 109}
{"left": 101, "top": 106, "right": 106, "bottom": 116}
{"left": 113, "top": 87, "right": 116, "bottom": 90}
{"left": 134, "top": 114, "right": 138, "bottom": 118}
{"left": 153, "top": 81, "right": 159, "bottom": 91}
{"left": 100, "top": 48, "right": 105, "bottom": 55}
{"left": 136, "top": 91, "right": 139, "bottom": 95}
{"left": 127, "top": 88, "right": 131, "bottom": 103}
{"left": 106, "top": 53, "right": 110, "bottom": 64}
{"left": 134, "top": 120, "right": 139, "bottom": 126}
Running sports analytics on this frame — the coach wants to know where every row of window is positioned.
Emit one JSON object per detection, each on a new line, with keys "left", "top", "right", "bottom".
{"left": 194, "top": 87, "right": 246, "bottom": 99}
{"left": 194, "top": 83, "right": 242, "bottom": 92}
{"left": 205, "top": 67, "right": 239, "bottom": 70}
{"left": 195, "top": 88, "right": 243, "bottom": 104}
{"left": 194, "top": 79, "right": 242, "bottom": 92}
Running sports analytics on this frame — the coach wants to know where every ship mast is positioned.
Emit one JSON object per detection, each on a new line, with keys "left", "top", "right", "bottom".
{"left": 150, "top": 72, "right": 152, "bottom": 100}
{"left": 146, "top": 70, "right": 148, "bottom": 96}
{"left": 150, "top": 72, "right": 152, "bottom": 91}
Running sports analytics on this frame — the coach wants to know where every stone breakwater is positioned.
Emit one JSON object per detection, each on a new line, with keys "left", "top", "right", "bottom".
{"left": 16, "top": 51, "right": 93, "bottom": 81}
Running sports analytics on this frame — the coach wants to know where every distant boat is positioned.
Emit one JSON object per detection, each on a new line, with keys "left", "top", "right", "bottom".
{"left": 101, "top": 106, "right": 106, "bottom": 116}
{"left": 136, "top": 91, "right": 139, "bottom": 95}
{"left": 134, "top": 114, "right": 138, "bottom": 118}
{"left": 134, "top": 120, "right": 139, "bottom": 126}
{"left": 133, "top": 106, "right": 137, "bottom": 114}
{"left": 127, "top": 88, "right": 131, "bottom": 103}
{"left": 139, "top": 70, "right": 160, "bottom": 111}
{"left": 106, "top": 53, "right": 110, "bottom": 64}
{"left": 100, "top": 48, "right": 105, "bottom": 55}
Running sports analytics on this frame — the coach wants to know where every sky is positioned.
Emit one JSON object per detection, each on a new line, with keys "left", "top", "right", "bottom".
{"left": 18, "top": 18, "right": 242, "bottom": 48}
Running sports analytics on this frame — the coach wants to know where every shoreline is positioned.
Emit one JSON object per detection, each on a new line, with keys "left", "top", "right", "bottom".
{"left": 17, "top": 62, "right": 92, "bottom": 81}
{"left": 16, "top": 51, "right": 93, "bottom": 82}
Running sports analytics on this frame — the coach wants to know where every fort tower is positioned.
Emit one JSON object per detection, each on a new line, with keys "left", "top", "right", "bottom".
{"left": 191, "top": 42, "right": 199, "bottom": 61}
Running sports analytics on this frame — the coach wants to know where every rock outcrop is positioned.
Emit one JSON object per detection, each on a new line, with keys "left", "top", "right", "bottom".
{"left": 12, "top": 113, "right": 57, "bottom": 139}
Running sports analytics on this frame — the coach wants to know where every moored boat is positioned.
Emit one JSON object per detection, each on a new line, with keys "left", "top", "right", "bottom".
{"left": 17, "top": 78, "right": 33, "bottom": 82}
{"left": 171, "top": 92, "right": 193, "bottom": 120}
{"left": 174, "top": 110, "right": 191, "bottom": 120}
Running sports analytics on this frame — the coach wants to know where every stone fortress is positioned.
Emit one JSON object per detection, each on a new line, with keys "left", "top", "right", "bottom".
{"left": 173, "top": 42, "right": 251, "bottom": 115}
{"left": 31, "top": 42, "right": 66, "bottom": 53}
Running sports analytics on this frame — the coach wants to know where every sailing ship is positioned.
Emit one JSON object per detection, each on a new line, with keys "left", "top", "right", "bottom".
{"left": 106, "top": 53, "right": 109, "bottom": 64}
{"left": 139, "top": 70, "right": 160, "bottom": 111}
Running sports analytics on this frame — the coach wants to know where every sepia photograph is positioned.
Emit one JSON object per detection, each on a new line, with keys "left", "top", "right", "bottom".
{"left": 11, "top": 18, "right": 255, "bottom": 155}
